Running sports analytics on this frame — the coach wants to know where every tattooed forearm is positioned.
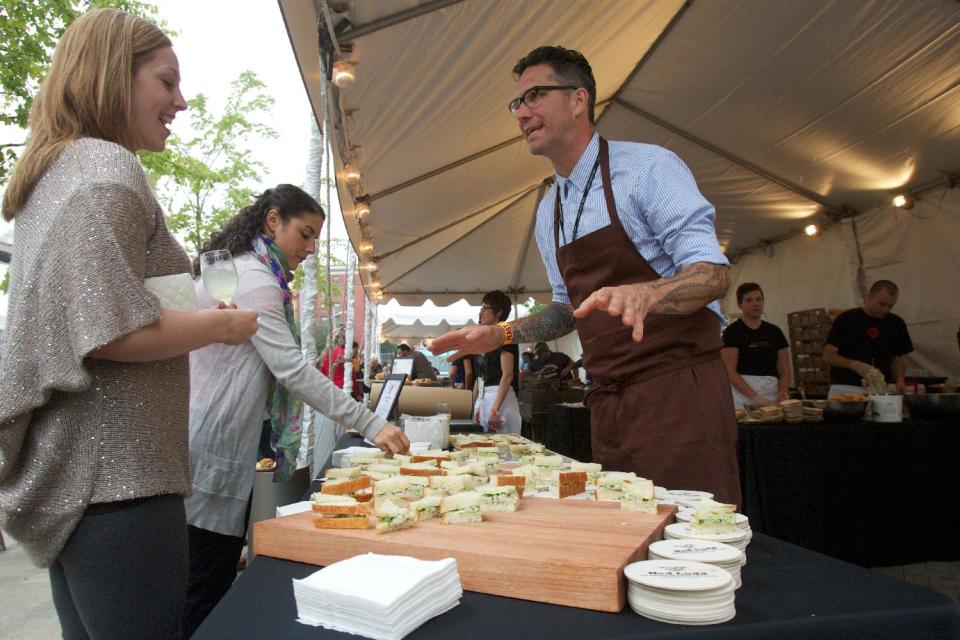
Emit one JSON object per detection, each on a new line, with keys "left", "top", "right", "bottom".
{"left": 511, "top": 301, "right": 576, "bottom": 343}
{"left": 650, "top": 263, "right": 729, "bottom": 314}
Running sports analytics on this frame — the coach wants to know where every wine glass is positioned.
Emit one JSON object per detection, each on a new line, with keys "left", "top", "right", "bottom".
{"left": 436, "top": 401, "right": 451, "bottom": 418}
{"left": 200, "top": 249, "right": 238, "bottom": 303}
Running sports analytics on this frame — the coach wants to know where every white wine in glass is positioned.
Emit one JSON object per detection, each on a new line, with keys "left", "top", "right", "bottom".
{"left": 200, "top": 249, "right": 238, "bottom": 303}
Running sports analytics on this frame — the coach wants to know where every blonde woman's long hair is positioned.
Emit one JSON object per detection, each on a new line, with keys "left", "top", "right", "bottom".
{"left": 2, "top": 8, "right": 171, "bottom": 220}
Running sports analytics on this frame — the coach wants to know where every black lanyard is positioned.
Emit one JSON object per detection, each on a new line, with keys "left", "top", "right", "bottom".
{"left": 558, "top": 156, "right": 601, "bottom": 245}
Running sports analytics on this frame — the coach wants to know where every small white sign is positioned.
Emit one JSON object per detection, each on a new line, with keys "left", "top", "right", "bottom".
{"left": 392, "top": 358, "right": 414, "bottom": 376}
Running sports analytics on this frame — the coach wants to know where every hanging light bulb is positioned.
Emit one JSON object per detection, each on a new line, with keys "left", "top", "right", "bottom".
{"left": 360, "top": 262, "right": 377, "bottom": 272}
{"left": 359, "top": 240, "right": 373, "bottom": 254}
{"left": 344, "top": 163, "right": 361, "bottom": 185}
{"left": 892, "top": 192, "right": 914, "bottom": 209}
{"left": 332, "top": 60, "right": 355, "bottom": 88}
{"left": 803, "top": 224, "right": 820, "bottom": 237}
{"left": 355, "top": 200, "right": 370, "bottom": 218}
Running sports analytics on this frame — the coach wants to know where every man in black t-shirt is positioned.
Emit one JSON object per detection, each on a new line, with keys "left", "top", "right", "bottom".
{"left": 823, "top": 280, "right": 913, "bottom": 393}
{"left": 528, "top": 342, "right": 578, "bottom": 381}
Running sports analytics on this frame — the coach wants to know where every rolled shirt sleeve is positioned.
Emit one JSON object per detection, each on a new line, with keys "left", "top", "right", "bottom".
{"left": 631, "top": 148, "right": 729, "bottom": 270}
{"left": 533, "top": 186, "right": 572, "bottom": 305}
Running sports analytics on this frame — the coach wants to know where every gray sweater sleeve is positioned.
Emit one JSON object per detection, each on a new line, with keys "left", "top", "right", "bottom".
{"left": 240, "top": 269, "right": 387, "bottom": 440}
{"left": 1, "top": 180, "right": 161, "bottom": 429}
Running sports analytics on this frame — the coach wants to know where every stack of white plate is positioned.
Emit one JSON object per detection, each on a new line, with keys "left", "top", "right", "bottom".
{"left": 648, "top": 539, "right": 744, "bottom": 588}
{"left": 803, "top": 405, "right": 825, "bottom": 422}
{"left": 780, "top": 400, "right": 804, "bottom": 423}
{"left": 624, "top": 560, "right": 736, "bottom": 625}
{"left": 675, "top": 508, "right": 753, "bottom": 543}
{"left": 664, "top": 522, "right": 750, "bottom": 553}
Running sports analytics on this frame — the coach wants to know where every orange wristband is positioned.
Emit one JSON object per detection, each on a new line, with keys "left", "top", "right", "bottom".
{"left": 497, "top": 322, "right": 513, "bottom": 345}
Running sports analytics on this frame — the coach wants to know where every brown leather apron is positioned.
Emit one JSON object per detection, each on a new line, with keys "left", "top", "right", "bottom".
{"left": 554, "top": 137, "right": 741, "bottom": 505}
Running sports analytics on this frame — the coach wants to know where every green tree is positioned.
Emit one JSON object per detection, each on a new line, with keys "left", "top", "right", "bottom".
{"left": 0, "top": 0, "right": 163, "bottom": 184}
{"left": 291, "top": 236, "right": 347, "bottom": 295}
{"left": 0, "top": 0, "right": 163, "bottom": 294}
{"left": 523, "top": 297, "right": 546, "bottom": 316}
{"left": 139, "top": 71, "right": 277, "bottom": 258}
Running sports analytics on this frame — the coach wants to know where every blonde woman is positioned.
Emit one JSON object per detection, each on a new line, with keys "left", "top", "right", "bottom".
{"left": 0, "top": 9, "right": 257, "bottom": 638}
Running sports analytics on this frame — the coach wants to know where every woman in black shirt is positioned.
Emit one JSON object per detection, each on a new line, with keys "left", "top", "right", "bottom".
{"left": 721, "top": 283, "right": 791, "bottom": 408}
{"left": 473, "top": 290, "right": 521, "bottom": 433}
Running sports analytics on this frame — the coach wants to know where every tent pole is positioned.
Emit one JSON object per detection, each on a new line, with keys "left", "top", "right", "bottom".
{"left": 324, "top": 117, "right": 335, "bottom": 378}
{"left": 343, "top": 249, "right": 356, "bottom": 395}
{"left": 338, "top": 0, "right": 466, "bottom": 43}
{"left": 297, "top": 114, "right": 325, "bottom": 469}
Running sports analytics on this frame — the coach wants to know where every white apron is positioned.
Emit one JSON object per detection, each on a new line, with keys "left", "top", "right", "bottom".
{"left": 730, "top": 375, "right": 780, "bottom": 409}
{"left": 474, "top": 385, "right": 521, "bottom": 434}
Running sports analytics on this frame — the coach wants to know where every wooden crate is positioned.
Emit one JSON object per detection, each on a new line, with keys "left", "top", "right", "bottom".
{"left": 789, "top": 308, "right": 832, "bottom": 394}
{"left": 254, "top": 497, "right": 675, "bottom": 612}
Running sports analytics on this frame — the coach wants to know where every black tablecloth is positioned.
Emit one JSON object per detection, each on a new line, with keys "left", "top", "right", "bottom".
{"left": 196, "top": 532, "right": 960, "bottom": 639}
{"left": 737, "top": 417, "right": 960, "bottom": 567}
{"left": 547, "top": 404, "right": 960, "bottom": 567}
{"left": 449, "top": 418, "right": 482, "bottom": 433}
{"left": 546, "top": 404, "right": 593, "bottom": 461}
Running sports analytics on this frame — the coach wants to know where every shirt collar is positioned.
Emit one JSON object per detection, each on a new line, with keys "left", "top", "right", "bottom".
{"left": 556, "top": 132, "right": 600, "bottom": 195}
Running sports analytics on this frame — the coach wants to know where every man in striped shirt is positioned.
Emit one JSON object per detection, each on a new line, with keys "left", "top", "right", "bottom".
{"left": 433, "top": 46, "right": 740, "bottom": 504}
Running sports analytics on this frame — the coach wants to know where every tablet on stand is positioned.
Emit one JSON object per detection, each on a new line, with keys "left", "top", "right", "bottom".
{"left": 373, "top": 373, "right": 407, "bottom": 423}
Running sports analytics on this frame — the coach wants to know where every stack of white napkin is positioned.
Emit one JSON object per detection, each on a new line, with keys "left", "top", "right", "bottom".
{"left": 293, "top": 553, "right": 462, "bottom": 640}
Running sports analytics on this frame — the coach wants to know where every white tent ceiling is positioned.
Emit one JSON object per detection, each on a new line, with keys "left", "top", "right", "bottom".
{"left": 279, "top": 0, "right": 960, "bottom": 305}
{"left": 380, "top": 318, "right": 477, "bottom": 341}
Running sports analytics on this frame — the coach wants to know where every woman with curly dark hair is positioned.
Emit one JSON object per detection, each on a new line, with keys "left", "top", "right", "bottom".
{"left": 182, "top": 184, "right": 408, "bottom": 636}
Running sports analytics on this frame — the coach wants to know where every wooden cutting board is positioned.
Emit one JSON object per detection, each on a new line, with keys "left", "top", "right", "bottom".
{"left": 253, "top": 498, "right": 675, "bottom": 612}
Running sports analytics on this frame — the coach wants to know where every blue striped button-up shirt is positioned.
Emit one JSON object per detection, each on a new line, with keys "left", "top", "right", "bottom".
{"left": 533, "top": 133, "right": 727, "bottom": 319}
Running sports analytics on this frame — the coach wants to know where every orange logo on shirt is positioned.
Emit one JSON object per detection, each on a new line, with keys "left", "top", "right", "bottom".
{"left": 867, "top": 327, "right": 880, "bottom": 339}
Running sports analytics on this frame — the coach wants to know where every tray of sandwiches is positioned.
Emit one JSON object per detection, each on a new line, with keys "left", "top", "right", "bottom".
{"left": 253, "top": 434, "right": 676, "bottom": 612}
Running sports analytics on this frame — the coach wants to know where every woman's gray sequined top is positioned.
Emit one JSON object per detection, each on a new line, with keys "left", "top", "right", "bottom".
{"left": 0, "top": 138, "right": 192, "bottom": 567}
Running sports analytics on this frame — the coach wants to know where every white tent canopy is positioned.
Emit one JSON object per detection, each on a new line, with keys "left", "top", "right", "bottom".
{"left": 280, "top": 0, "right": 959, "bottom": 305}
{"left": 380, "top": 318, "right": 477, "bottom": 341}
{"left": 280, "top": 0, "right": 960, "bottom": 377}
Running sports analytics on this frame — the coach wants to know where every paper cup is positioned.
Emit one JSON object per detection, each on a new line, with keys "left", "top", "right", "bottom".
{"left": 870, "top": 395, "right": 903, "bottom": 423}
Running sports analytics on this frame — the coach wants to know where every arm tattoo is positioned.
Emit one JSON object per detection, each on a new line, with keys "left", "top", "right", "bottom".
{"left": 651, "top": 263, "right": 729, "bottom": 314}
{"left": 511, "top": 301, "right": 576, "bottom": 343}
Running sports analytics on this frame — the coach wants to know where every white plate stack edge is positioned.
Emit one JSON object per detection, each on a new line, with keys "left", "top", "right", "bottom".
{"left": 624, "top": 560, "right": 736, "bottom": 625}
{"left": 648, "top": 539, "right": 744, "bottom": 588}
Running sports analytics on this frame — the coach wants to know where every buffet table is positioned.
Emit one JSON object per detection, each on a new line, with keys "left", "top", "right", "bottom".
{"left": 196, "top": 529, "right": 959, "bottom": 639}
{"left": 546, "top": 403, "right": 592, "bottom": 462}
{"left": 545, "top": 406, "right": 960, "bottom": 567}
{"left": 737, "top": 417, "right": 960, "bottom": 567}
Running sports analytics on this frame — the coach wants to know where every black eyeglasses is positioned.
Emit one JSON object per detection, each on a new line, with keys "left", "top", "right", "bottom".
{"left": 507, "top": 85, "right": 579, "bottom": 115}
